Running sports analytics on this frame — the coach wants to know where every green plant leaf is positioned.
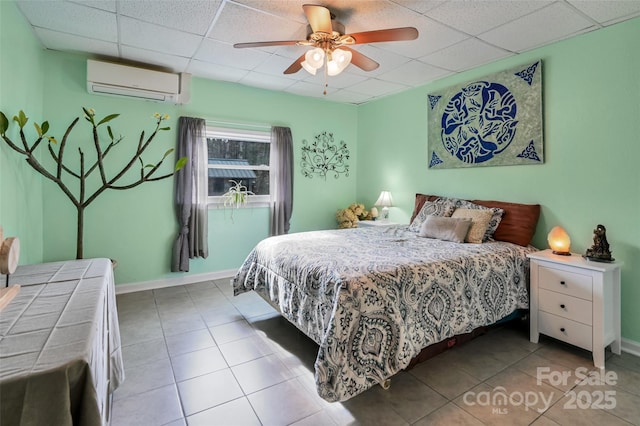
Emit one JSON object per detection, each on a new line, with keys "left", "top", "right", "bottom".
{"left": 159, "top": 127, "right": 170, "bottom": 131}
{"left": 162, "top": 148, "right": 174, "bottom": 159}
{"left": 48, "top": 136, "right": 58, "bottom": 144}
{"left": 107, "top": 126, "right": 113, "bottom": 140}
{"left": 13, "top": 110, "right": 28, "bottom": 128}
{"left": 97, "top": 114, "right": 119, "bottom": 126}
{"left": 42, "top": 121, "right": 49, "bottom": 134}
{"left": 0, "top": 112, "right": 8, "bottom": 135}
{"left": 175, "top": 156, "right": 187, "bottom": 171}
{"left": 34, "top": 122, "right": 42, "bottom": 137}
{"left": 145, "top": 164, "right": 154, "bottom": 168}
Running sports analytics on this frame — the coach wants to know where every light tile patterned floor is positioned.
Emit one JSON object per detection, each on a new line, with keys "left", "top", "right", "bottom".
{"left": 112, "top": 280, "right": 640, "bottom": 426}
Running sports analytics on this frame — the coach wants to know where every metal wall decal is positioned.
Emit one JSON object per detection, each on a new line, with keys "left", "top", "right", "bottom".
{"left": 301, "top": 131, "right": 350, "bottom": 180}
{"left": 427, "top": 60, "right": 543, "bottom": 169}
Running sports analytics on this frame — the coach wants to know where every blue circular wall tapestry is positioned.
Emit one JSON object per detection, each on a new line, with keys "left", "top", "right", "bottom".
{"left": 441, "top": 81, "right": 517, "bottom": 164}
{"left": 427, "top": 61, "right": 543, "bottom": 169}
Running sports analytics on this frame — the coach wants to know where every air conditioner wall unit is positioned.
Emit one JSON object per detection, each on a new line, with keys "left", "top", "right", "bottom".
{"left": 87, "top": 59, "right": 190, "bottom": 104}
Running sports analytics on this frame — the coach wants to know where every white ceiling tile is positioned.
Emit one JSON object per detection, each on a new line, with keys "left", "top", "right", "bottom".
{"left": 239, "top": 71, "right": 296, "bottom": 91}
{"left": 421, "top": 38, "right": 513, "bottom": 72}
{"left": 229, "top": 0, "right": 309, "bottom": 23}
{"left": 17, "top": 1, "right": 117, "bottom": 42}
{"left": 348, "top": 78, "right": 410, "bottom": 97}
{"left": 425, "top": 0, "right": 552, "bottom": 35}
{"left": 389, "top": 0, "right": 447, "bottom": 15}
{"left": 346, "top": 45, "right": 412, "bottom": 77}
{"left": 567, "top": 0, "right": 640, "bottom": 25}
{"left": 34, "top": 27, "right": 119, "bottom": 56}
{"left": 120, "top": 46, "right": 191, "bottom": 73}
{"left": 285, "top": 81, "right": 338, "bottom": 98}
{"left": 303, "top": 70, "right": 370, "bottom": 89}
{"left": 210, "top": 2, "right": 307, "bottom": 44}
{"left": 377, "top": 60, "right": 450, "bottom": 86}
{"left": 479, "top": 2, "right": 597, "bottom": 52}
{"left": 187, "top": 60, "right": 249, "bottom": 83}
{"left": 118, "top": 1, "right": 222, "bottom": 36}
{"left": 325, "top": 89, "right": 376, "bottom": 104}
{"left": 13, "top": 0, "right": 640, "bottom": 105}
{"left": 375, "top": 16, "right": 469, "bottom": 59}
{"left": 69, "top": 1, "right": 117, "bottom": 13}
{"left": 252, "top": 54, "right": 304, "bottom": 79}
{"left": 119, "top": 16, "right": 203, "bottom": 57}
{"left": 194, "top": 39, "right": 271, "bottom": 70}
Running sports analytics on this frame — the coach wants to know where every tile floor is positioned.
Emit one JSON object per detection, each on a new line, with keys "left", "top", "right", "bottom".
{"left": 112, "top": 279, "right": 640, "bottom": 426}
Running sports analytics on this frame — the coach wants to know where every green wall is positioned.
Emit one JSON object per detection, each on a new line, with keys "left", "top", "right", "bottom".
{"left": 35, "top": 51, "right": 358, "bottom": 285}
{"left": 0, "top": 1, "right": 45, "bottom": 264}
{"left": 1, "top": 0, "right": 638, "bottom": 343}
{"left": 357, "top": 17, "right": 640, "bottom": 342}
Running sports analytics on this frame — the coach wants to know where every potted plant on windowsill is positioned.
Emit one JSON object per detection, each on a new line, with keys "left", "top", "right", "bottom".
{"left": 221, "top": 180, "right": 254, "bottom": 221}
{"left": 0, "top": 108, "right": 186, "bottom": 259}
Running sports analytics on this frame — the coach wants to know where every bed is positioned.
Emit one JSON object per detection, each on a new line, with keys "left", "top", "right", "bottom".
{"left": 233, "top": 195, "right": 540, "bottom": 402}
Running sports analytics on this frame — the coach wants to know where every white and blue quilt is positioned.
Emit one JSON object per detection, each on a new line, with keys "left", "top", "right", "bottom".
{"left": 233, "top": 225, "right": 536, "bottom": 402}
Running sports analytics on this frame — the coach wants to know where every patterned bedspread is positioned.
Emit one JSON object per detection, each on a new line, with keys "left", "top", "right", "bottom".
{"left": 233, "top": 225, "right": 537, "bottom": 402}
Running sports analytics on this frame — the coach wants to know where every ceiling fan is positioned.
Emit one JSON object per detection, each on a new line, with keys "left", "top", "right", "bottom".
{"left": 234, "top": 4, "right": 419, "bottom": 78}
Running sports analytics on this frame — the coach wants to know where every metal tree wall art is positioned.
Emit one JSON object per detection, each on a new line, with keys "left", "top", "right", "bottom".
{"left": 300, "top": 131, "right": 350, "bottom": 180}
{"left": 0, "top": 108, "right": 186, "bottom": 259}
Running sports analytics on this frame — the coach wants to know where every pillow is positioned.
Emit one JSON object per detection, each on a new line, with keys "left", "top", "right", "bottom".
{"left": 451, "top": 208, "right": 493, "bottom": 243}
{"left": 419, "top": 216, "right": 473, "bottom": 243}
{"left": 408, "top": 200, "right": 456, "bottom": 232}
{"left": 435, "top": 197, "right": 504, "bottom": 241}
{"left": 410, "top": 194, "right": 438, "bottom": 224}
{"left": 472, "top": 200, "right": 541, "bottom": 246}
{"left": 412, "top": 194, "right": 541, "bottom": 246}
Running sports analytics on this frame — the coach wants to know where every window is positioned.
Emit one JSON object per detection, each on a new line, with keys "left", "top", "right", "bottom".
{"left": 206, "top": 126, "right": 271, "bottom": 204}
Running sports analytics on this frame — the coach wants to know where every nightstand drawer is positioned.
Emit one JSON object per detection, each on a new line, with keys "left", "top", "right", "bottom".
{"left": 539, "top": 266, "right": 592, "bottom": 300}
{"left": 538, "top": 288, "right": 592, "bottom": 325}
{"left": 539, "top": 311, "right": 592, "bottom": 351}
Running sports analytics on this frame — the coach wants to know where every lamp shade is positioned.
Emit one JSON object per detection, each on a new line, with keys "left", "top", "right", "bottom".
{"left": 375, "top": 191, "right": 393, "bottom": 207}
{"left": 327, "top": 48, "right": 352, "bottom": 76}
{"left": 305, "top": 48, "right": 324, "bottom": 69}
{"left": 547, "top": 226, "right": 571, "bottom": 255}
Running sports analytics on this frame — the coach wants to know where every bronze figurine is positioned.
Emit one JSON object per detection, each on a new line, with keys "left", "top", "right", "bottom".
{"left": 585, "top": 224, "right": 614, "bottom": 262}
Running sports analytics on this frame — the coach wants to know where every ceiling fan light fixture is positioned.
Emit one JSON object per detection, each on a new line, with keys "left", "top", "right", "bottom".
{"left": 327, "top": 48, "right": 352, "bottom": 76}
{"left": 301, "top": 60, "right": 317, "bottom": 75}
{"left": 305, "top": 47, "right": 324, "bottom": 69}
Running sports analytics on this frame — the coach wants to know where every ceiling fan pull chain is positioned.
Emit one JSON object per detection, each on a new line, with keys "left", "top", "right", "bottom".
{"left": 323, "top": 54, "right": 328, "bottom": 95}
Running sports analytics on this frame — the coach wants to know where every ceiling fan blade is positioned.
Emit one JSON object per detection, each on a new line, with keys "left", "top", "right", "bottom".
{"left": 284, "top": 54, "right": 306, "bottom": 74}
{"left": 234, "top": 40, "right": 300, "bottom": 49}
{"left": 303, "top": 4, "right": 333, "bottom": 34}
{"left": 344, "top": 27, "right": 418, "bottom": 45}
{"left": 341, "top": 47, "right": 379, "bottom": 72}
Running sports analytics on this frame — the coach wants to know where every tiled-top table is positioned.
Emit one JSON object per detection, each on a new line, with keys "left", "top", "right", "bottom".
{"left": 0, "top": 258, "right": 124, "bottom": 426}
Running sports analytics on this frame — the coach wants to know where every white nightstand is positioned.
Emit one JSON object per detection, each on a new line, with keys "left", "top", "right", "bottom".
{"left": 528, "top": 249, "right": 621, "bottom": 368}
{"left": 357, "top": 220, "right": 398, "bottom": 227}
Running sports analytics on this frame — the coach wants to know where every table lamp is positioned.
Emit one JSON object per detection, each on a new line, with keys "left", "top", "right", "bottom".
{"left": 547, "top": 226, "right": 571, "bottom": 255}
{"left": 375, "top": 191, "right": 393, "bottom": 221}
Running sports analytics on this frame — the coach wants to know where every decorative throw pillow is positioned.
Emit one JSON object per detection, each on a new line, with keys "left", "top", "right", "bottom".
{"left": 451, "top": 208, "right": 493, "bottom": 243}
{"left": 419, "top": 216, "right": 473, "bottom": 243}
{"left": 436, "top": 197, "right": 504, "bottom": 241}
{"left": 408, "top": 200, "right": 456, "bottom": 233}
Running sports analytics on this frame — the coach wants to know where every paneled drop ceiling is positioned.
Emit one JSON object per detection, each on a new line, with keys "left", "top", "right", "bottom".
{"left": 15, "top": 0, "right": 640, "bottom": 104}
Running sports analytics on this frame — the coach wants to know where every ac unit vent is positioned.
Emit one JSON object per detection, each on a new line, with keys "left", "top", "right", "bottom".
{"left": 86, "top": 60, "right": 190, "bottom": 104}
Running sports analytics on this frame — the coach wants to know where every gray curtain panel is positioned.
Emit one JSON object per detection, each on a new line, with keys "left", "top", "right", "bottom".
{"left": 172, "top": 117, "right": 209, "bottom": 272}
{"left": 270, "top": 126, "right": 294, "bottom": 236}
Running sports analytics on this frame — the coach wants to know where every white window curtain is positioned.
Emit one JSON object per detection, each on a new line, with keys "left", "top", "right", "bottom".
{"left": 270, "top": 126, "right": 294, "bottom": 236}
{"left": 172, "top": 117, "right": 209, "bottom": 272}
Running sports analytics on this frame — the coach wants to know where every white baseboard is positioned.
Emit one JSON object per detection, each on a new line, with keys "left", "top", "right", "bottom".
{"left": 621, "top": 338, "right": 640, "bottom": 357}
{"left": 115, "top": 269, "right": 237, "bottom": 295}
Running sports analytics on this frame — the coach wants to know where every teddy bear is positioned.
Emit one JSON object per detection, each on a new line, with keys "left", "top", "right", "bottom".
{"left": 336, "top": 203, "right": 372, "bottom": 228}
